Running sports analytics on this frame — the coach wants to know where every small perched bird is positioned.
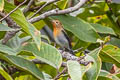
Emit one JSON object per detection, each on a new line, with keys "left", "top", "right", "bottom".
{"left": 51, "top": 20, "right": 74, "bottom": 54}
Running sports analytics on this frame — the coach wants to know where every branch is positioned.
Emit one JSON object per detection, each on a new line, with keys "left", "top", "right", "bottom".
{"left": 31, "top": 50, "right": 90, "bottom": 66}
{"left": 0, "top": 0, "right": 27, "bottom": 22}
{"left": 29, "top": 0, "right": 58, "bottom": 19}
{"left": 54, "top": 67, "right": 67, "bottom": 80}
{"left": 23, "top": 0, "right": 34, "bottom": 14}
{"left": 29, "top": 0, "right": 87, "bottom": 23}
{"left": 0, "top": 12, "right": 20, "bottom": 44}
{"left": 2, "top": 31, "right": 19, "bottom": 44}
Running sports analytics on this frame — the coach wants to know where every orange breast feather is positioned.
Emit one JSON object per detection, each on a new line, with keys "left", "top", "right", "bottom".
{"left": 53, "top": 27, "right": 61, "bottom": 38}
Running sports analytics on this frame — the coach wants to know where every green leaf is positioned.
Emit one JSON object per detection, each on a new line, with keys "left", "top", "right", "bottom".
{"left": 102, "top": 62, "right": 113, "bottom": 72}
{"left": 15, "top": 74, "right": 38, "bottom": 80}
{"left": 4, "top": 2, "right": 41, "bottom": 50}
{"left": 116, "top": 73, "right": 120, "bottom": 78}
{"left": 6, "top": 33, "right": 31, "bottom": 51}
{"left": 0, "top": 54, "right": 44, "bottom": 80}
{"left": 0, "top": 44, "right": 17, "bottom": 55}
{"left": 110, "top": 3, "right": 120, "bottom": 16}
{"left": 0, "top": 0, "right": 4, "bottom": 11}
{"left": 0, "top": 24, "right": 15, "bottom": 31}
{"left": 41, "top": 35, "right": 51, "bottom": 44}
{"left": 90, "top": 23, "right": 116, "bottom": 35}
{"left": 100, "top": 45, "right": 120, "bottom": 67}
{"left": 76, "top": 2, "right": 106, "bottom": 20}
{"left": 67, "top": 60, "right": 91, "bottom": 80}
{"left": 109, "top": 37, "right": 120, "bottom": 47}
{"left": 33, "top": 20, "right": 45, "bottom": 30}
{"left": 84, "top": 48, "right": 102, "bottom": 80}
{"left": 0, "top": 31, "right": 5, "bottom": 39}
{"left": 52, "top": 15, "right": 100, "bottom": 43}
{"left": 97, "top": 76, "right": 112, "bottom": 80}
{"left": 28, "top": 24, "right": 41, "bottom": 50}
{"left": 43, "top": 72, "right": 52, "bottom": 80}
{"left": 106, "top": 11, "right": 120, "bottom": 36}
{"left": 99, "top": 70, "right": 120, "bottom": 80}
{"left": 56, "top": 0, "right": 68, "bottom": 9}
{"left": 0, "top": 66, "right": 13, "bottom": 80}
{"left": 22, "top": 42, "right": 62, "bottom": 69}
{"left": 4, "top": 1, "right": 29, "bottom": 34}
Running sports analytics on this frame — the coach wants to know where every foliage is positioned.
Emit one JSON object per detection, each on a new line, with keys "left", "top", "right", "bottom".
{"left": 0, "top": 0, "right": 120, "bottom": 80}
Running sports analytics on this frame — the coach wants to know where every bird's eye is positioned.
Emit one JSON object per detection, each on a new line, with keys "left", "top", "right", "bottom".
{"left": 56, "top": 22, "right": 58, "bottom": 24}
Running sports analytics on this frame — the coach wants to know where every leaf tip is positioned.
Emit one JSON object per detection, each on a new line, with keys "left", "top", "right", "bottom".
{"left": 37, "top": 45, "right": 40, "bottom": 51}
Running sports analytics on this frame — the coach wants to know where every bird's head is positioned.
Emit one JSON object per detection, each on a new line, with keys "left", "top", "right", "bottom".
{"left": 51, "top": 20, "right": 63, "bottom": 29}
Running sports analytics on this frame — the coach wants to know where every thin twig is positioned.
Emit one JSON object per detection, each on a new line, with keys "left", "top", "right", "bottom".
{"left": 29, "top": 6, "right": 42, "bottom": 11}
{"left": 29, "top": 0, "right": 58, "bottom": 19}
{"left": 73, "top": 47, "right": 83, "bottom": 53}
{"left": 54, "top": 67, "right": 67, "bottom": 80}
{"left": 23, "top": 0, "right": 34, "bottom": 14}
{"left": 0, "top": 0, "right": 27, "bottom": 22}
{"left": 29, "top": 0, "right": 87, "bottom": 23}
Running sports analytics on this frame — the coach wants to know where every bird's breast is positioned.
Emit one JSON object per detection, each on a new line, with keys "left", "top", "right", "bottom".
{"left": 54, "top": 31, "right": 69, "bottom": 48}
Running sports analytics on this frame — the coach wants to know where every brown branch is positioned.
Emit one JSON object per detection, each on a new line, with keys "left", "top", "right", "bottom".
{"left": 29, "top": 6, "right": 42, "bottom": 11}
{"left": 29, "top": 0, "right": 87, "bottom": 23}
{"left": 23, "top": 0, "right": 34, "bottom": 14}
{"left": 0, "top": 0, "right": 27, "bottom": 22}
{"left": 29, "top": 0, "right": 58, "bottom": 19}
{"left": 54, "top": 67, "right": 67, "bottom": 80}
{"left": 2, "top": 31, "right": 19, "bottom": 44}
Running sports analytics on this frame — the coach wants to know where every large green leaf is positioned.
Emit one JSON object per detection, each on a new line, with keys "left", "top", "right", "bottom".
{"left": 0, "top": 24, "right": 15, "bottom": 31}
{"left": 4, "top": 1, "right": 29, "bottom": 33}
{"left": 0, "top": 54, "right": 44, "bottom": 80}
{"left": 4, "top": 2, "right": 41, "bottom": 50}
{"left": 100, "top": 45, "right": 120, "bottom": 67}
{"left": 0, "top": 66, "right": 13, "bottom": 80}
{"left": 84, "top": 48, "right": 102, "bottom": 80}
{"left": 21, "top": 42, "right": 62, "bottom": 69}
{"left": 67, "top": 60, "right": 91, "bottom": 80}
{"left": 0, "top": 0, "right": 4, "bottom": 11}
{"left": 52, "top": 15, "right": 100, "bottom": 43}
{"left": 0, "top": 44, "right": 17, "bottom": 55}
{"left": 90, "top": 23, "right": 116, "bottom": 35}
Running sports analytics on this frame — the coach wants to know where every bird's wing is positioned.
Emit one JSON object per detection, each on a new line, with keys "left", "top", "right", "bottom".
{"left": 61, "top": 30, "right": 72, "bottom": 50}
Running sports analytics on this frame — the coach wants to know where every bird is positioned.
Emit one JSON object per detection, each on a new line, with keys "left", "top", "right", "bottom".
{"left": 51, "top": 19, "right": 74, "bottom": 54}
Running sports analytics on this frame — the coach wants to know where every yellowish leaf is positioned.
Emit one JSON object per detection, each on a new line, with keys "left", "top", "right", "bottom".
{"left": 0, "top": 0, "right": 4, "bottom": 11}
